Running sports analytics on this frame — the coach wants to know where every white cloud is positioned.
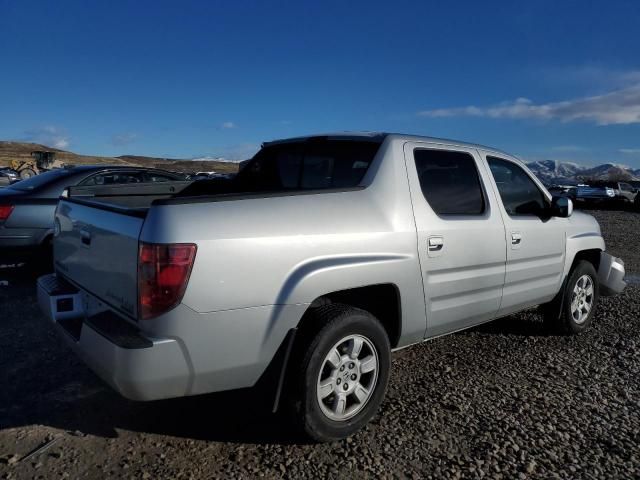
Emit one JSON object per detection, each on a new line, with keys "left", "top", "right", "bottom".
{"left": 53, "top": 138, "right": 69, "bottom": 149}
{"left": 619, "top": 148, "right": 640, "bottom": 154}
{"left": 418, "top": 83, "right": 640, "bottom": 125}
{"left": 220, "top": 121, "right": 236, "bottom": 129}
{"left": 111, "top": 133, "right": 139, "bottom": 146}
{"left": 22, "top": 125, "right": 70, "bottom": 149}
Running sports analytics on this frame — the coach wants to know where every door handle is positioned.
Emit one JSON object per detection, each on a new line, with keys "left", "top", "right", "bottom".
{"left": 511, "top": 232, "right": 522, "bottom": 245}
{"left": 428, "top": 236, "right": 444, "bottom": 251}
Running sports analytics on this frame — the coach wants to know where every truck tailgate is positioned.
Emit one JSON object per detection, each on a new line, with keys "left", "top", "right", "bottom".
{"left": 54, "top": 199, "right": 144, "bottom": 319}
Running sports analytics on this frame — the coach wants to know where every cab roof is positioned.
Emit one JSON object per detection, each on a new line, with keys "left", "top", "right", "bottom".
{"left": 263, "top": 132, "right": 515, "bottom": 159}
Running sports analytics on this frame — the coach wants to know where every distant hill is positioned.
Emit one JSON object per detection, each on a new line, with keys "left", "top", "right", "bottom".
{"left": 0, "top": 142, "right": 240, "bottom": 174}
{"left": 526, "top": 160, "right": 640, "bottom": 184}
{"left": 116, "top": 155, "right": 240, "bottom": 174}
{"left": 4, "top": 141, "right": 636, "bottom": 184}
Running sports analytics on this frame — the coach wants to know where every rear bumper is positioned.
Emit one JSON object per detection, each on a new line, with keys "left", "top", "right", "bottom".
{"left": 37, "top": 274, "right": 191, "bottom": 401}
{"left": 598, "top": 252, "right": 626, "bottom": 296}
{"left": 37, "top": 273, "right": 304, "bottom": 401}
{"left": 0, "top": 245, "right": 42, "bottom": 264}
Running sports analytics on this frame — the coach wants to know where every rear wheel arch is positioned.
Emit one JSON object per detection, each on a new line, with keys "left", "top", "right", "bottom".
{"left": 288, "top": 303, "right": 392, "bottom": 441}
{"left": 41, "top": 232, "right": 54, "bottom": 246}
{"left": 298, "top": 283, "right": 402, "bottom": 348}
{"left": 257, "top": 284, "right": 401, "bottom": 415}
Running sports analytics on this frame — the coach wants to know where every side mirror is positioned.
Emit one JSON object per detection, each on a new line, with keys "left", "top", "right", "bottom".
{"left": 551, "top": 196, "right": 573, "bottom": 218}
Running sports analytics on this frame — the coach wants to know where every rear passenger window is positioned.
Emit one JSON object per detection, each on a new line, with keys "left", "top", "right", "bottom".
{"left": 413, "top": 149, "right": 485, "bottom": 215}
{"left": 143, "top": 172, "right": 178, "bottom": 183}
{"left": 80, "top": 172, "right": 143, "bottom": 186}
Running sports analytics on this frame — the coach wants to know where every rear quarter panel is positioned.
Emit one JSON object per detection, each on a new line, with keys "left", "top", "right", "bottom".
{"left": 5, "top": 201, "right": 57, "bottom": 230}
{"left": 2, "top": 200, "right": 58, "bottom": 246}
{"left": 141, "top": 138, "right": 427, "bottom": 347}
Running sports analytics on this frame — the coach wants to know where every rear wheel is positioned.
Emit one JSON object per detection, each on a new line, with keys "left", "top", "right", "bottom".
{"left": 37, "top": 236, "right": 54, "bottom": 273}
{"left": 544, "top": 260, "right": 599, "bottom": 334}
{"left": 289, "top": 304, "right": 390, "bottom": 442}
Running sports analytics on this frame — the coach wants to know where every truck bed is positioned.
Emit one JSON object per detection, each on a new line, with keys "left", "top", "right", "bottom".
{"left": 67, "top": 181, "right": 194, "bottom": 211}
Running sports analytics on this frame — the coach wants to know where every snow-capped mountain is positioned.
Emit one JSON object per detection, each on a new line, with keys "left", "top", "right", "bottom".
{"left": 526, "top": 160, "right": 640, "bottom": 184}
{"left": 190, "top": 156, "right": 240, "bottom": 163}
{"left": 526, "top": 160, "right": 584, "bottom": 183}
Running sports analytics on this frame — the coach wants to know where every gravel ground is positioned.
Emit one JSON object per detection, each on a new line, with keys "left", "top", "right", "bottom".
{"left": 1, "top": 209, "right": 639, "bottom": 479}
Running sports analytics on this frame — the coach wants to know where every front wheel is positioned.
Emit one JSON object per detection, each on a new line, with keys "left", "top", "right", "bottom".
{"left": 290, "top": 304, "right": 391, "bottom": 442}
{"left": 19, "top": 168, "right": 37, "bottom": 179}
{"left": 544, "top": 260, "right": 600, "bottom": 334}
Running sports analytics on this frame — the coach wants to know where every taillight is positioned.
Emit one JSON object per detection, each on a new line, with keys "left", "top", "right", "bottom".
{"left": 0, "top": 205, "right": 14, "bottom": 221}
{"left": 138, "top": 242, "right": 197, "bottom": 320}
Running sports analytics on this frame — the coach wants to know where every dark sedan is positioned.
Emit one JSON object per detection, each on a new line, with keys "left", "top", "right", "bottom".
{"left": 0, "top": 166, "right": 185, "bottom": 263}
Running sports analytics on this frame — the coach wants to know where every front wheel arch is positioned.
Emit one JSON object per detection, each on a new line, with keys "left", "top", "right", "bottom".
{"left": 542, "top": 248, "right": 601, "bottom": 322}
{"left": 569, "top": 248, "right": 601, "bottom": 273}
{"left": 543, "top": 260, "right": 599, "bottom": 334}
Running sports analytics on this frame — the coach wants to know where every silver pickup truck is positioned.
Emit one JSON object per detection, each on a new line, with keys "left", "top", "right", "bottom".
{"left": 37, "top": 133, "right": 626, "bottom": 441}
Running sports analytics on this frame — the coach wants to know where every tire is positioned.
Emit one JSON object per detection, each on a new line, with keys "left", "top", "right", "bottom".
{"left": 19, "top": 168, "right": 37, "bottom": 179}
{"left": 544, "top": 260, "right": 599, "bottom": 334}
{"left": 288, "top": 304, "right": 391, "bottom": 442}
{"left": 619, "top": 198, "right": 632, "bottom": 211}
{"left": 36, "top": 237, "right": 55, "bottom": 273}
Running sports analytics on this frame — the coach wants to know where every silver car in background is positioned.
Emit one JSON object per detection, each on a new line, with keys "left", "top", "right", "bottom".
{"left": 0, "top": 166, "right": 184, "bottom": 263}
{"left": 0, "top": 167, "right": 19, "bottom": 188}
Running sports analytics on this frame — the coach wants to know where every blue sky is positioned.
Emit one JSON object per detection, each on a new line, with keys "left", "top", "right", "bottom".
{"left": 1, "top": 0, "right": 640, "bottom": 166}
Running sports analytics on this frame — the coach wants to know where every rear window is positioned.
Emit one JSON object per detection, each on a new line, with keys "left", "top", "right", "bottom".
{"left": 9, "top": 168, "right": 74, "bottom": 191}
{"left": 234, "top": 139, "right": 381, "bottom": 192}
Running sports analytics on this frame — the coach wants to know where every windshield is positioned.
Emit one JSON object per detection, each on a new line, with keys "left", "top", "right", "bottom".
{"left": 9, "top": 169, "right": 76, "bottom": 191}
